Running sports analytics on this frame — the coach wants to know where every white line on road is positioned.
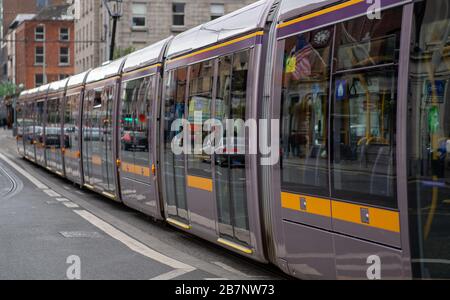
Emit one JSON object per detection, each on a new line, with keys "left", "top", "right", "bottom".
{"left": 74, "top": 210, "right": 195, "bottom": 272}
{"left": 0, "top": 153, "right": 48, "bottom": 190}
{"left": 63, "top": 202, "right": 80, "bottom": 208}
{"left": 150, "top": 268, "right": 195, "bottom": 280}
{"left": 43, "top": 189, "right": 61, "bottom": 198}
{"left": 56, "top": 198, "right": 70, "bottom": 202}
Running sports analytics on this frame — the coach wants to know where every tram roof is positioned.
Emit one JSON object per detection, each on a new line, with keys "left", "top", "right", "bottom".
{"left": 48, "top": 78, "right": 69, "bottom": 94}
{"left": 86, "top": 57, "right": 126, "bottom": 84}
{"left": 67, "top": 70, "right": 90, "bottom": 89}
{"left": 277, "top": 0, "right": 343, "bottom": 22}
{"left": 36, "top": 84, "right": 50, "bottom": 97}
{"left": 18, "top": 90, "right": 29, "bottom": 100}
{"left": 166, "top": 0, "right": 272, "bottom": 59}
{"left": 122, "top": 37, "right": 172, "bottom": 73}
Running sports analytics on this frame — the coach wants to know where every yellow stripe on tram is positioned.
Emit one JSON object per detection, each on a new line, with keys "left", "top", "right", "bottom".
{"left": 277, "top": 0, "right": 365, "bottom": 29}
{"left": 167, "top": 31, "right": 264, "bottom": 63}
{"left": 187, "top": 176, "right": 213, "bottom": 192}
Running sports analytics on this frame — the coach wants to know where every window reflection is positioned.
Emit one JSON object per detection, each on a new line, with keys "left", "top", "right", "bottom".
{"left": 280, "top": 27, "right": 333, "bottom": 196}
{"left": 408, "top": 0, "right": 450, "bottom": 279}
{"left": 331, "top": 8, "right": 402, "bottom": 208}
{"left": 163, "top": 68, "right": 188, "bottom": 221}
{"left": 187, "top": 60, "right": 215, "bottom": 178}
{"left": 215, "top": 50, "right": 251, "bottom": 245}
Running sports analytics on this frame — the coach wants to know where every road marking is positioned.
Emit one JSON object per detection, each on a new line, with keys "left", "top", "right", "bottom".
{"left": 0, "top": 152, "right": 48, "bottom": 189}
{"left": 150, "top": 268, "right": 195, "bottom": 280}
{"left": 74, "top": 210, "right": 195, "bottom": 271}
{"left": 56, "top": 198, "right": 70, "bottom": 202}
{"left": 64, "top": 202, "right": 80, "bottom": 208}
{"left": 43, "top": 189, "right": 61, "bottom": 198}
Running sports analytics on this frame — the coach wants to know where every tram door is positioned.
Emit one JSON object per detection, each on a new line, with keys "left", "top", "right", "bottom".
{"left": 82, "top": 86, "right": 116, "bottom": 197}
{"left": 119, "top": 75, "right": 159, "bottom": 215}
{"left": 184, "top": 59, "right": 217, "bottom": 235}
{"left": 24, "top": 102, "right": 35, "bottom": 160}
{"left": 163, "top": 67, "right": 189, "bottom": 224}
{"left": 214, "top": 51, "right": 251, "bottom": 246}
{"left": 35, "top": 99, "right": 46, "bottom": 167}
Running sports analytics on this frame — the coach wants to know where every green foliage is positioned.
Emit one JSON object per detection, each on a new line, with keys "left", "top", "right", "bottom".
{"left": 113, "top": 46, "right": 136, "bottom": 60}
{"left": 0, "top": 82, "right": 20, "bottom": 98}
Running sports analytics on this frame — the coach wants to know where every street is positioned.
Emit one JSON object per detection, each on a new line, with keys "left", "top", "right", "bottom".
{"left": 0, "top": 130, "right": 284, "bottom": 280}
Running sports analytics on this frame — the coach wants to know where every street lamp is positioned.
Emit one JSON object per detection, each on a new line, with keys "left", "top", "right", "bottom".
{"left": 103, "top": 0, "right": 123, "bottom": 61}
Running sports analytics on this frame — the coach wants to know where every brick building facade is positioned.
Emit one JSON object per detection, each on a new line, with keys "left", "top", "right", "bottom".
{"left": 14, "top": 5, "right": 74, "bottom": 89}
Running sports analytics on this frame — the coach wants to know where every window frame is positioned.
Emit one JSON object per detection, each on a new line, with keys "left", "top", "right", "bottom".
{"left": 172, "top": 2, "right": 186, "bottom": 27}
{"left": 131, "top": 2, "right": 147, "bottom": 29}
{"left": 35, "top": 46, "right": 44, "bottom": 66}
{"left": 59, "top": 47, "right": 70, "bottom": 66}
{"left": 60, "top": 27, "right": 70, "bottom": 42}
{"left": 35, "top": 26, "right": 45, "bottom": 41}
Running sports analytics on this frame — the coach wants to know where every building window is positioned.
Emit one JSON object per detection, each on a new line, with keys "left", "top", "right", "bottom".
{"left": 210, "top": 4, "right": 224, "bottom": 20}
{"left": 35, "top": 74, "right": 45, "bottom": 87}
{"left": 59, "top": 74, "right": 69, "bottom": 80}
{"left": 60, "top": 28, "right": 69, "bottom": 41}
{"left": 60, "top": 47, "right": 70, "bottom": 65}
{"left": 35, "top": 26, "right": 45, "bottom": 41}
{"left": 132, "top": 3, "right": 147, "bottom": 28}
{"left": 35, "top": 47, "right": 44, "bottom": 65}
{"left": 172, "top": 3, "right": 185, "bottom": 26}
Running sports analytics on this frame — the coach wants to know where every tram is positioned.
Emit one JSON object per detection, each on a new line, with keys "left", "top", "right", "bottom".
{"left": 15, "top": 0, "right": 450, "bottom": 279}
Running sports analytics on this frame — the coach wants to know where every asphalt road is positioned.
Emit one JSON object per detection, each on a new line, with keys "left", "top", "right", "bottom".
{"left": 0, "top": 129, "right": 285, "bottom": 280}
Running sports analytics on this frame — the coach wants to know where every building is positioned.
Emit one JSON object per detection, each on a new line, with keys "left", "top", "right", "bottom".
{"left": 73, "top": 0, "right": 257, "bottom": 73}
{"left": 0, "top": 0, "right": 68, "bottom": 82}
{"left": 12, "top": 4, "right": 74, "bottom": 89}
{"left": 72, "top": 0, "right": 103, "bottom": 72}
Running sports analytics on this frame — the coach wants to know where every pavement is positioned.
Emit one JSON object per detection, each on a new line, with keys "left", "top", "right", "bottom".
{"left": 0, "top": 129, "right": 285, "bottom": 280}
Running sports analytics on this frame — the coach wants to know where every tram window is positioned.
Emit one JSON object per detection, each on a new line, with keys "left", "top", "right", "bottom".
{"left": 46, "top": 98, "right": 61, "bottom": 148}
{"left": 163, "top": 67, "right": 189, "bottom": 219}
{"left": 215, "top": 50, "right": 251, "bottom": 245}
{"left": 121, "top": 79, "right": 138, "bottom": 176}
{"left": 64, "top": 94, "right": 79, "bottom": 159}
{"left": 331, "top": 8, "right": 402, "bottom": 208}
{"left": 408, "top": 0, "right": 450, "bottom": 279}
{"left": 120, "top": 76, "right": 153, "bottom": 182}
{"left": 187, "top": 59, "right": 214, "bottom": 178}
{"left": 280, "top": 26, "right": 333, "bottom": 196}
{"left": 335, "top": 8, "right": 402, "bottom": 71}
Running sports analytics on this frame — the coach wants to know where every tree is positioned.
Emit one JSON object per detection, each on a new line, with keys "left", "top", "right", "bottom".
{"left": 113, "top": 46, "right": 136, "bottom": 60}
{"left": 0, "top": 82, "right": 20, "bottom": 98}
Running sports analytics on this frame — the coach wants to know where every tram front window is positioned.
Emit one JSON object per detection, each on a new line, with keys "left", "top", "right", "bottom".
{"left": 408, "top": 0, "right": 450, "bottom": 279}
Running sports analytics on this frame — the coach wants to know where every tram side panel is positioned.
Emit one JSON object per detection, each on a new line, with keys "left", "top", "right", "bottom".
{"left": 268, "top": 0, "right": 410, "bottom": 279}
{"left": 161, "top": 36, "right": 269, "bottom": 262}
